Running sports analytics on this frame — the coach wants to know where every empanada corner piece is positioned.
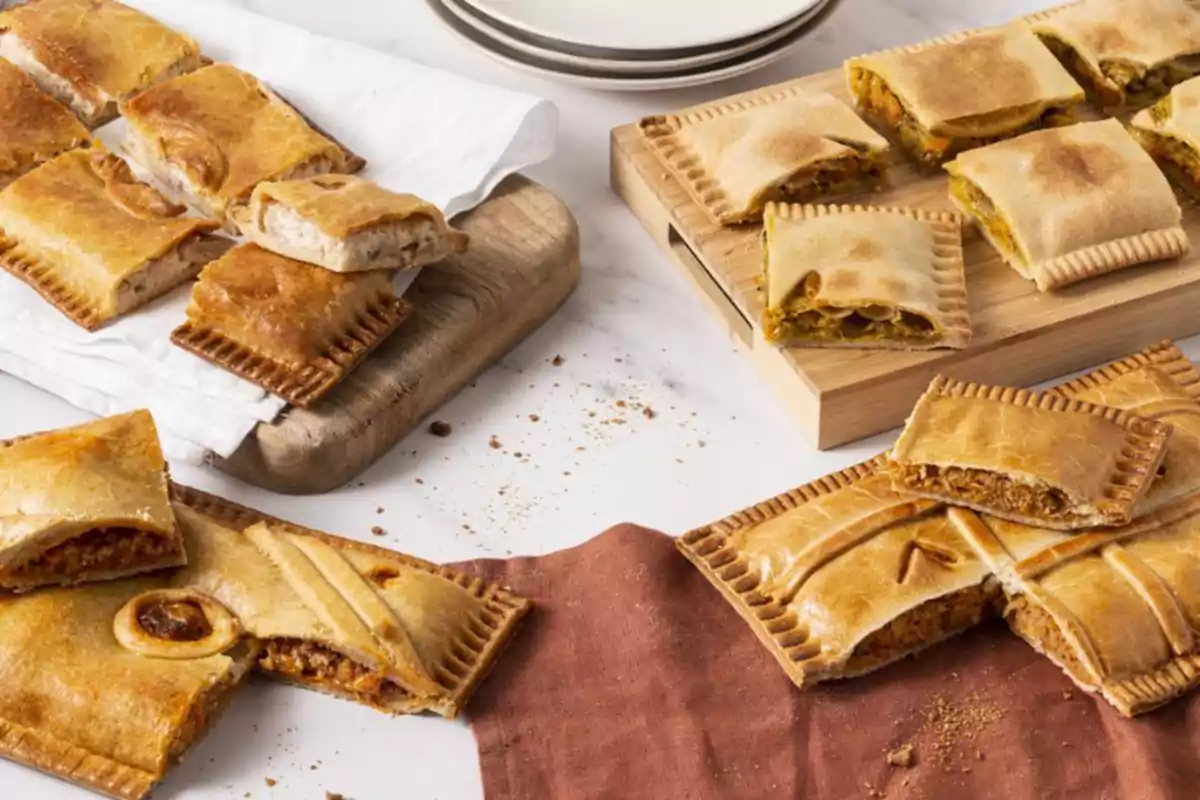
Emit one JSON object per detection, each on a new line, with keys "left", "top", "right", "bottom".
{"left": 946, "top": 118, "right": 1188, "bottom": 291}
{"left": 0, "top": 410, "right": 185, "bottom": 593}
{"left": 1130, "top": 76, "right": 1200, "bottom": 199}
{"left": 169, "top": 483, "right": 532, "bottom": 718}
{"left": 677, "top": 455, "right": 1000, "bottom": 689}
{"left": 0, "top": 0, "right": 203, "bottom": 128}
{"left": 171, "top": 243, "right": 412, "bottom": 408}
{"left": 0, "top": 55, "right": 91, "bottom": 190}
{"left": 1029, "top": 0, "right": 1200, "bottom": 113}
{"left": 846, "top": 23, "right": 1084, "bottom": 166}
{"left": 0, "top": 149, "right": 229, "bottom": 330}
{"left": 638, "top": 87, "right": 890, "bottom": 226}
{"left": 888, "top": 375, "right": 1172, "bottom": 530}
{"left": 235, "top": 175, "right": 468, "bottom": 273}
{"left": 761, "top": 202, "right": 970, "bottom": 350}
{"left": 120, "top": 63, "right": 357, "bottom": 226}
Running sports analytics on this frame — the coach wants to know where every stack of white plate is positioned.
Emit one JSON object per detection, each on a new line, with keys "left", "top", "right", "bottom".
{"left": 428, "top": 0, "right": 841, "bottom": 91}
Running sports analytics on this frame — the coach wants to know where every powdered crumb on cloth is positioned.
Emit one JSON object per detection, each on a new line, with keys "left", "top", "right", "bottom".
{"left": 886, "top": 743, "right": 915, "bottom": 768}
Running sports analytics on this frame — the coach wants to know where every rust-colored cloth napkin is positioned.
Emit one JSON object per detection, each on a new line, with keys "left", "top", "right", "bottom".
{"left": 457, "top": 525, "right": 1200, "bottom": 800}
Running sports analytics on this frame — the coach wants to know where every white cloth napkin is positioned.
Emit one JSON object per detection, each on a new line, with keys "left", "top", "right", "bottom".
{"left": 0, "top": 0, "right": 558, "bottom": 463}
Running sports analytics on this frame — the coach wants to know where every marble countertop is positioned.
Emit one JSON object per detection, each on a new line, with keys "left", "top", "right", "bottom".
{"left": 6, "top": 0, "right": 1197, "bottom": 798}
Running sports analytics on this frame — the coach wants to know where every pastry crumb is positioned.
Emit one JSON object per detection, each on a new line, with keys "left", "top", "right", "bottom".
{"left": 886, "top": 743, "right": 915, "bottom": 768}
{"left": 428, "top": 420, "right": 453, "bottom": 437}
{"left": 551, "top": 355, "right": 565, "bottom": 366}
{"left": 488, "top": 436, "right": 502, "bottom": 449}
{"left": 415, "top": 478, "right": 424, "bottom": 485}
{"left": 1062, "top": 690, "right": 1073, "bottom": 700}
{"left": 370, "top": 526, "right": 386, "bottom": 537}
{"left": 529, "top": 414, "right": 540, "bottom": 422}
{"left": 375, "top": 506, "right": 384, "bottom": 514}
{"left": 643, "top": 406, "right": 656, "bottom": 420}
{"left": 326, "top": 793, "right": 347, "bottom": 800}
{"left": 265, "top": 777, "right": 277, "bottom": 787}
{"left": 615, "top": 400, "right": 627, "bottom": 408}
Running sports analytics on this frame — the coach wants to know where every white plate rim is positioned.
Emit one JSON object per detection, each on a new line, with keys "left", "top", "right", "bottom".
{"left": 441, "top": 0, "right": 829, "bottom": 75}
{"left": 430, "top": 0, "right": 839, "bottom": 91}
{"left": 457, "top": 0, "right": 822, "bottom": 53}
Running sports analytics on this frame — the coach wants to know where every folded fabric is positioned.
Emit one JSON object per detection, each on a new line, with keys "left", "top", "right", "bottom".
{"left": 0, "top": 0, "right": 557, "bottom": 461}
{"left": 457, "top": 525, "right": 1200, "bottom": 800}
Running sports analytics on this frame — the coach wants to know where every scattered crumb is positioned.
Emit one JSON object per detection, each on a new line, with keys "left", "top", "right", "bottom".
{"left": 375, "top": 507, "right": 384, "bottom": 514}
{"left": 643, "top": 406, "right": 656, "bottom": 420}
{"left": 415, "top": 478, "right": 424, "bottom": 485}
{"left": 265, "top": 777, "right": 277, "bottom": 787}
{"left": 488, "top": 436, "right": 502, "bottom": 449}
{"left": 370, "top": 526, "right": 386, "bottom": 537}
{"left": 529, "top": 414, "right": 540, "bottom": 422}
{"left": 576, "top": 446, "right": 586, "bottom": 452}
{"left": 1062, "top": 690, "right": 1073, "bottom": 700}
{"left": 514, "top": 452, "right": 523, "bottom": 458}
{"left": 551, "top": 355, "right": 565, "bottom": 366}
{"left": 428, "top": 420, "right": 453, "bottom": 437}
{"left": 615, "top": 400, "right": 627, "bottom": 408}
{"left": 886, "top": 743, "right": 915, "bottom": 768}
{"left": 976, "top": 751, "right": 985, "bottom": 761}
{"left": 326, "top": 793, "right": 346, "bottom": 800}
{"left": 919, "top": 692, "right": 1004, "bottom": 770}
{"left": 698, "top": 440, "right": 707, "bottom": 448}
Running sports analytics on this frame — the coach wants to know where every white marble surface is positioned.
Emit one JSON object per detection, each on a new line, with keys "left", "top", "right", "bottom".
{"left": 6, "top": 1, "right": 1200, "bottom": 798}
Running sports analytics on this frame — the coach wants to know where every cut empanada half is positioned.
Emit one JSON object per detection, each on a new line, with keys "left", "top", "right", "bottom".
{"left": 0, "top": 410, "right": 185, "bottom": 593}
{"left": 232, "top": 175, "right": 469, "bottom": 273}
{"left": 639, "top": 88, "right": 891, "bottom": 226}
{"left": 846, "top": 23, "right": 1084, "bottom": 166}
{"left": 0, "top": 0, "right": 203, "bottom": 128}
{"left": 945, "top": 119, "right": 1188, "bottom": 291}
{"left": 761, "top": 203, "right": 970, "bottom": 350}
{"left": 1029, "top": 0, "right": 1200, "bottom": 113}
{"left": 1131, "top": 76, "right": 1200, "bottom": 199}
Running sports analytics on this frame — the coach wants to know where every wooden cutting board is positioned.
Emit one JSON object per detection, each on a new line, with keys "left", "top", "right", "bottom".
{"left": 610, "top": 53, "right": 1200, "bottom": 451}
{"left": 214, "top": 175, "right": 579, "bottom": 494}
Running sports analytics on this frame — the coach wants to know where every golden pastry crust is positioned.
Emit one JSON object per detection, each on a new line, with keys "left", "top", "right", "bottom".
{"left": 170, "top": 243, "right": 412, "bottom": 408}
{"left": 846, "top": 24, "right": 1084, "bottom": 165}
{"left": 120, "top": 63, "right": 361, "bottom": 225}
{"left": 639, "top": 88, "right": 891, "bottom": 225}
{"left": 0, "top": 149, "right": 225, "bottom": 330}
{"left": 1029, "top": 0, "right": 1200, "bottom": 112}
{"left": 0, "top": 576, "right": 256, "bottom": 800}
{"left": 233, "top": 174, "right": 469, "bottom": 273}
{"left": 946, "top": 119, "right": 1189, "bottom": 291}
{"left": 1130, "top": 77, "right": 1200, "bottom": 198}
{"left": 169, "top": 483, "right": 533, "bottom": 718}
{"left": 0, "top": 0, "right": 203, "bottom": 127}
{"left": 0, "top": 56, "right": 90, "bottom": 188}
{"left": 0, "top": 410, "right": 185, "bottom": 593}
{"left": 676, "top": 456, "right": 1000, "bottom": 689}
{"left": 888, "top": 375, "right": 1172, "bottom": 530}
{"left": 761, "top": 203, "right": 970, "bottom": 350}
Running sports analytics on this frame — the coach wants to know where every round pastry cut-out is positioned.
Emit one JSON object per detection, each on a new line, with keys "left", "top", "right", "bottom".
{"left": 114, "top": 588, "right": 241, "bottom": 660}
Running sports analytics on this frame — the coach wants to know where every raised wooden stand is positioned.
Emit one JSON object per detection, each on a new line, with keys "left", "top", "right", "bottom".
{"left": 611, "top": 67, "right": 1200, "bottom": 450}
{"left": 215, "top": 175, "right": 580, "bottom": 494}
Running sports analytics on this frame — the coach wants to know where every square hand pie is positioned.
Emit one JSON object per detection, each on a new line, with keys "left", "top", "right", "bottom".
{"left": 0, "top": 56, "right": 90, "bottom": 190}
{"left": 846, "top": 24, "right": 1084, "bottom": 166}
{"left": 945, "top": 343, "right": 1200, "bottom": 717}
{"left": 639, "top": 88, "right": 891, "bottom": 226}
{"left": 169, "top": 484, "right": 532, "bottom": 717}
{"left": 0, "top": 576, "right": 257, "bottom": 799}
{"left": 0, "top": 150, "right": 228, "bottom": 330}
{"left": 0, "top": 410, "right": 184, "bottom": 594}
{"left": 171, "top": 243, "right": 412, "bottom": 408}
{"left": 1131, "top": 76, "right": 1200, "bottom": 199}
{"left": 232, "top": 175, "right": 469, "bottom": 273}
{"left": 1030, "top": 0, "right": 1200, "bottom": 113}
{"left": 761, "top": 203, "right": 970, "bottom": 350}
{"left": 676, "top": 456, "right": 1000, "bottom": 689}
{"left": 888, "top": 375, "right": 1172, "bottom": 531}
{"left": 0, "top": 0, "right": 203, "bottom": 127}
{"left": 121, "top": 63, "right": 361, "bottom": 226}
{"left": 946, "top": 119, "right": 1189, "bottom": 291}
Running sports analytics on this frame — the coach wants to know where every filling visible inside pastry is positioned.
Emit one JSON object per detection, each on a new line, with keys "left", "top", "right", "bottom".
{"left": 115, "top": 233, "right": 232, "bottom": 315}
{"left": 845, "top": 578, "right": 1001, "bottom": 674}
{"left": 259, "top": 638, "right": 420, "bottom": 708}
{"left": 948, "top": 174, "right": 1022, "bottom": 265}
{"left": 1004, "top": 594, "right": 1094, "bottom": 687}
{"left": 849, "top": 67, "right": 1076, "bottom": 164}
{"left": 894, "top": 464, "right": 1084, "bottom": 524}
{"left": 772, "top": 149, "right": 889, "bottom": 206}
{"left": 763, "top": 271, "right": 938, "bottom": 344}
{"left": 1038, "top": 35, "right": 1200, "bottom": 110}
{"left": 9, "top": 527, "right": 182, "bottom": 586}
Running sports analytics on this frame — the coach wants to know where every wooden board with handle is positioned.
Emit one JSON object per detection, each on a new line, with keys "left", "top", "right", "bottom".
{"left": 214, "top": 175, "right": 580, "bottom": 494}
{"left": 610, "top": 53, "right": 1200, "bottom": 451}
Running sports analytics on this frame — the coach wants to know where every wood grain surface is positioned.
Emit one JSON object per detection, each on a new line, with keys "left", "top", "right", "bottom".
{"left": 214, "top": 175, "right": 580, "bottom": 494}
{"left": 610, "top": 53, "right": 1200, "bottom": 450}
